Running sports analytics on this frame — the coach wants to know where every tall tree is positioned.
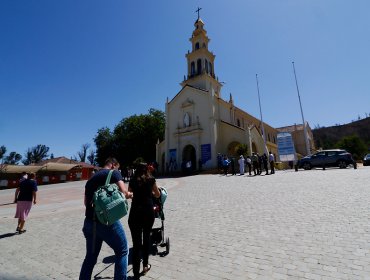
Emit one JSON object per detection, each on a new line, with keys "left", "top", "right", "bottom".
{"left": 0, "top": 145, "right": 7, "bottom": 173}
{"left": 87, "top": 149, "right": 96, "bottom": 166}
{"left": 77, "top": 143, "right": 90, "bottom": 162}
{"left": 22, "top": 144, "right": 50, "bottom": 165}
{"left": 0, "top": 145, "right": 6, "bottom": 162}
{"left": 94, "top": 127, "right": 114, "bottom": 166}
{"left": 95, "top": 109, "right": 165, "bottom": 167}
{"left": 336, "top": 135, "right": 367, "bottom": 160}
{"left": 113, "top": 108, "right": 165, "bottom": 166}
{"left": 4, "top": 152, "right": 22, "bottom": 165}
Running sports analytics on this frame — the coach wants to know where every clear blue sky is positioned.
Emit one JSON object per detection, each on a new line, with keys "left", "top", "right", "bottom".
{"left": 1, "top": 0, "right": 369, "bottom": 159}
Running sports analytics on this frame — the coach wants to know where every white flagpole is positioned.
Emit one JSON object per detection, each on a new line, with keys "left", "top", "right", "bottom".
{"left": 256, "top": 74, "right": 268, "bottom": 154}
{"left": 292, "top": 62, "right": 310, "bottom": 156}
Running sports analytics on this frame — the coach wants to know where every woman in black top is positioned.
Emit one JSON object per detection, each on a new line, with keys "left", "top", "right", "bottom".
{"left": 128, "top": 163, "right": 160, "bottom": 279}
{"left": 14, "top": 172, "right": 38, "bottom": 234}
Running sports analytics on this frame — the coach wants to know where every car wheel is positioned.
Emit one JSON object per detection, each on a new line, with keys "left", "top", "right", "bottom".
{"left": 303, "top": 162, "right": 311, "bottom": 170}
{"left": 338, "top": 160, "right": 347, "bottom": 169}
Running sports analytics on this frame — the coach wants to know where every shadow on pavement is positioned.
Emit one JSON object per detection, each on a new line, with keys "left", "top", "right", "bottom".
{"left": 93, "top": 248, "right": 134, "bottom": 279}
{"left": 0, "top": 276, "right": 31, "bottom": 280}
{"left": 0, "top": 232, "right": 17, "bottom": 239}
{"left": 0, "top": 202, "right": 15, "bottom": 206}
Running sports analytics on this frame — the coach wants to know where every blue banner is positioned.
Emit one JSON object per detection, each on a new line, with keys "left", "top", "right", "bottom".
{"left": 168, "top": 149, "right": 177, "bottom": 171}
{"left": 201, "top": 144, "right": 211, "bottom": 164}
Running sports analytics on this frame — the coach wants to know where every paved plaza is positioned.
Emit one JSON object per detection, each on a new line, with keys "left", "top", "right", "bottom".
{"left": 1, "top": 167, "right": 370, "bottom": 280}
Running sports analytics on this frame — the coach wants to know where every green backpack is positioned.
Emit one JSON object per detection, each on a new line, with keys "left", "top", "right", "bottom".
{"left": 93, "top": 170, "right": 129, "bottom": 225}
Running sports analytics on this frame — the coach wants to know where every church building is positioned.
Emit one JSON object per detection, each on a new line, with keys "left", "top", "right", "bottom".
{"left": 156, "top": 16, "right": 279, "bottom": 173}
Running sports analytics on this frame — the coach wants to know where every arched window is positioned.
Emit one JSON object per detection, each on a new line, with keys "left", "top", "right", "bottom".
{"left": 209, "top": 62, "right": 213, "bottom": 76}
{"left": 195, "top": 42, "right": 200, "bottom": 50}
{"left": 197, "top": 59, "right": 202, "bottom": 74}
{"left": 191, "top": 62, "right": 195, "bottom": 76}
{"left": 268, "top": 133, "right": 271, "bottom": 142}
{"left": 205, "top": 59, "right": 208, "bottom": 73}
{"left": 237, "top": 119, "right": 241, "bottom": 127}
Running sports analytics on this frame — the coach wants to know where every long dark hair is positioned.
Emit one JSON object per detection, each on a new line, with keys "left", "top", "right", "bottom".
{"left": 133, "top": 163, "right": 152, "bottom": 182}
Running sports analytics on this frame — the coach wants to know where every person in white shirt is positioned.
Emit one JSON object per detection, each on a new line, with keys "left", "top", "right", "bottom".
{"left": 238, "top": 155, "right": 245, "bottom": 175}
{"left": 269, "top": 151, "right": 275, "bottom": 174}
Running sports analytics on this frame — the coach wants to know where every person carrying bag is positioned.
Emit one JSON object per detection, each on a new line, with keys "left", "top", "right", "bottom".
{"left": 79, "top": 157, "right": 132, "bottom": 280}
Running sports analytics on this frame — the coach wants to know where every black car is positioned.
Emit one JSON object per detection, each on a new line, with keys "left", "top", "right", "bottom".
{"left": 298, "top": 149, "right": 356, "bottom": 170}
{"left": 363, "top": 154, "right": 370, "bottom": 166}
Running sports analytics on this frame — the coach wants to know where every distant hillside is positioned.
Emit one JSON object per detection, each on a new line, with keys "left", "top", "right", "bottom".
{"left": 312, "top": 117, "right": 370, "bottom": 150}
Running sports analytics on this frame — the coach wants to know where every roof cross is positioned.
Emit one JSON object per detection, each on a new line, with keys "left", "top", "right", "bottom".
{"left": 195, "top": 7, "right": 202, "bottom": 20}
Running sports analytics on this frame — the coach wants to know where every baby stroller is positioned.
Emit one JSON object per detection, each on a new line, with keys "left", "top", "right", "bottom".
{"left": 151, "top": 187, "right": 170, "bottom": 255}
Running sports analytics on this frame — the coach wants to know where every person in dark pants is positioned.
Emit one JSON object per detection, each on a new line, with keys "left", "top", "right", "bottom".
{"left": 128, "top": 163, "right": 161, "bottom": 280}
{"left": 262, "top": 153, "right": 269, "bottom": 175}
{"left": 217, "top": 153, "right": 222, "bottom": 174}
{"left": 258, "top": 154, "right": 264, "bottom": 175}
{"left": 222, "top": 155, "right": 230, "bottom": 175}
{"left": 80, "top": 157, "right": 132, "bottom": 280}
{"left": 251, "top": 153, "right": 259, "bottom": 175}
{"left": 230, "top": 157, "right": 236, "bottom": 175}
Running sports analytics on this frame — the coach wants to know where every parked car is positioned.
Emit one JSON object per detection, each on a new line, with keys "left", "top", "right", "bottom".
{"left": 298, "top": 149, "right": 356, "bottom": 170}
{"left": 363, "top": 154, "right": 370, "bottom": 166}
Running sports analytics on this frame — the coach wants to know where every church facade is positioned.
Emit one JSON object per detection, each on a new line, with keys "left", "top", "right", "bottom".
{"left": 156, "top": 17, "right": 279, "bottom": 173}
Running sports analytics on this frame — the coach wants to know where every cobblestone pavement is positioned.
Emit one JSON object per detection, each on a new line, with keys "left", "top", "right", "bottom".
{"left": 1, "top": 167, "right": 370, "bottom": 280}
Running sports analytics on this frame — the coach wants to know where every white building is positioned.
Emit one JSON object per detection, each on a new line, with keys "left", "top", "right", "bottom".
{"left": 156, "top": 17, "right": 278, "bottom": 173}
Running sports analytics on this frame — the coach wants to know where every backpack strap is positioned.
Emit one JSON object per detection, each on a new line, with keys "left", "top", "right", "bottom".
{"left": 92, "top": 169, "right": 114, "bottom": 253}
{"left": 105, "top": 170, "right": 114, "bottom": 186}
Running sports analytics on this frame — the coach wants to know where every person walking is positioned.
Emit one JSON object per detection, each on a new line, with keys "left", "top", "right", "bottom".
{"left": 246, "top": 156, "right": 252, "bottom": 175}
{"left": 222, "top": 155, "right": 230, "bottom": 175}
{"left": 128, "top": 163, "right": 161, "bottom": 280}
{"left": 269, "top": 151, "right": 275, "bottom": 174}
{"left": 217, "top": 153, "right": 222, "bottom": 174}
{"left": 238, "top": 155, "right": 245, "bottom": 175}
{"left": 258, "top": 154, "right": 263, "bottom": 175}
{"left": 80, "top": 157, "right": 132, "bottom": 280}
{"left": 230, "top": 157, "right": 236, "bottom": 175}
{"left": 251, "top": 153, "right": 259, "bottom": 176}
{"left": 262, "top": 153, "right": 269, "bottom": 175}
{"left": 14, "top": 172, "right": 37, "bottom": 234}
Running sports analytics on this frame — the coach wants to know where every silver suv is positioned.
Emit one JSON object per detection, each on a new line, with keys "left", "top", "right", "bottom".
{"left": 298, "top": 149, "right": 357, "bottom": 170}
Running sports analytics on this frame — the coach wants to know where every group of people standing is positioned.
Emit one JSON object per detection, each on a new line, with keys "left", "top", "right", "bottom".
{"left": 218, "top": 151, "right": 275, "bottom": 176}
{"left": 80, "top": 157, "right": 161, "bottom": 280}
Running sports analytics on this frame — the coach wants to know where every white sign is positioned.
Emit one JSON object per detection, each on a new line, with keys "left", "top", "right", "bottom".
{"left": 277, "top": 132, "right": 296, "bottom": 162}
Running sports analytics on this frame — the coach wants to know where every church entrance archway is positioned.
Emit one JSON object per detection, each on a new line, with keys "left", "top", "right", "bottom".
{"left": 227, "top": 141, "right": 241, "bottom": 157}
{"left": 182, "top": 145, "right": 196, "bottom": 172}
{"left": 252, "top": 142, "right": 258, "bottom": 154}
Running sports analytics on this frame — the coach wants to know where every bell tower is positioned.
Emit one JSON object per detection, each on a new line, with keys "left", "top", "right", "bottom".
{"left": 181, "top": 14, "right": 223, "bottom": 97}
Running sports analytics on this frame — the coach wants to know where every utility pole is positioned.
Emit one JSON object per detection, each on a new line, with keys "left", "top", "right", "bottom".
{"left": 256, "top": 74, "right": 268, "bottom": 155}
{"left": 292, "top": 62, "right": 310, "bottom": 156}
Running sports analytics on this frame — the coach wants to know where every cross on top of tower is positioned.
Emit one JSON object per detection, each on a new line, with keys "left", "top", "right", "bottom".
{"left": 195, "top": 7, "right": 202, "bottom": 20}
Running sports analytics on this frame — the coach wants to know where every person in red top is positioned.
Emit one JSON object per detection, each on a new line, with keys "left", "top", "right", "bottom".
{"left": 14, "top": 172, "right": 37, "bottom": 234}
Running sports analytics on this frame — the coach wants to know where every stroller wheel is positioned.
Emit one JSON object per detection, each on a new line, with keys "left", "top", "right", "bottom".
{"left": 165, "top": 237, "right": 170, "bottom": 254}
